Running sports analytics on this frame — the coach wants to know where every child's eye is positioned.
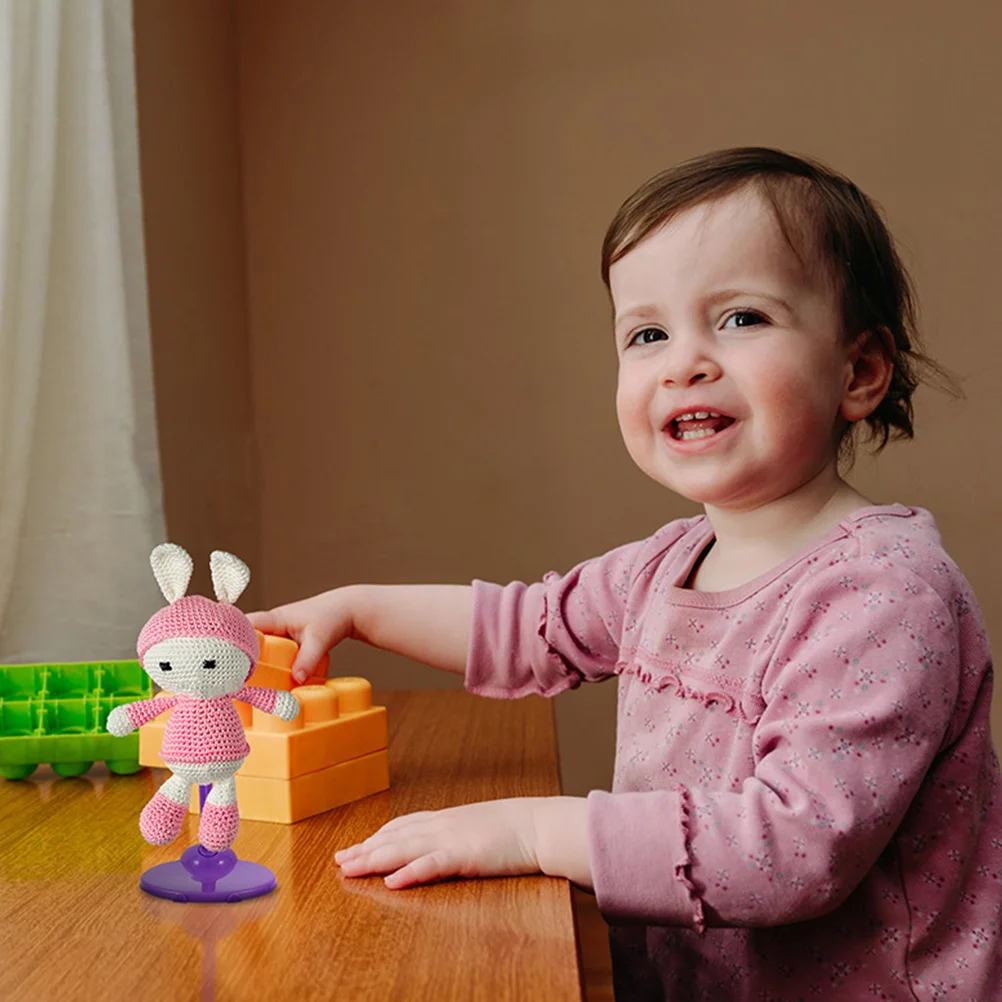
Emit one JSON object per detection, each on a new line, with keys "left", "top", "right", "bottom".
{"left": 722, "top": 310, "right": 767, "bottom": 328}
{"left": 159, "top": 661, "right": 172, "bottom": 672}
{"left": 202, "top": 659, "right": 217, "bottom": 670}
{"left": 629, "top": 326, "right": 668, "bottom": 346}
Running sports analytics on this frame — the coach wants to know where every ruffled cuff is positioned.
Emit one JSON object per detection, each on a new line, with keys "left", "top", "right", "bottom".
{"left": 465, "top": 578, "right": 583, "bottom": 699}
{"left": 587, "top": 787, "right": 705, "bottom": 932}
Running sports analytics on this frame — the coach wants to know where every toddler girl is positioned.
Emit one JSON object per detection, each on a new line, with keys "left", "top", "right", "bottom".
{"left": 250, "top": 148, "right": 1001, "bottom": 1000}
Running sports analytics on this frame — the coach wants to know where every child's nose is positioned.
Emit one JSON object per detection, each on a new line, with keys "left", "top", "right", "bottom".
{"left": 657, "top": 334, "right": 722, "bottom": 386}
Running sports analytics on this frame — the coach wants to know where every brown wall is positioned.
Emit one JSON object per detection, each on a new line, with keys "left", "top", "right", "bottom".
{"left": 133, "top": 0, "right": 260, "bottom": 606}
{"left": 135, "top": 0, "right": 1002, "bottom": 796}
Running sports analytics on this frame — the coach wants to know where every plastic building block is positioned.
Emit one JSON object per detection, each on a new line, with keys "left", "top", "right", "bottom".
{"left": 0, "top": 661, "right": 152, "bottom": 779}
{"left": 139, "top": 643, "right": 390, "bottom": 823}
{"left": 190, "top": 748, "right": 389, "bottom": 825}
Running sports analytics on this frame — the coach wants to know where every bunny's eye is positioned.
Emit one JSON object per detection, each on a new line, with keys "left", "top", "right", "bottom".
{"left": 202, "top": 659, "right": 217, "bottom": 670}
{"left": 159, "top": 661, "right": 172, "bottom": 672}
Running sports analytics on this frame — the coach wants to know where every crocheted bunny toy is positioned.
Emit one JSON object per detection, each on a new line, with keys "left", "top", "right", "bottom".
{"left": 107, "top": 544, "right": 299, "bottom": 851}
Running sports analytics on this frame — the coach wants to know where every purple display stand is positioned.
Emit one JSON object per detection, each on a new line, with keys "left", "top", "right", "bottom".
{"left": 140, "top": 785, "right": 277, "bottom": 902}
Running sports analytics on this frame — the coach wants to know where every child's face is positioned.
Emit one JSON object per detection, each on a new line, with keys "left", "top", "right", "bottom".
{"left": 610, "top": 187, "right": 854, "bottom": 511}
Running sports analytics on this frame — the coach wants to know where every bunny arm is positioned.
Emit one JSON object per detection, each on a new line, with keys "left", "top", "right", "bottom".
{"left": 234, "top": 686, "right": 299, "bottom": 721}
{"left": 106, "top": 695, "right": 177, "bottom": 737}
{"left": 124, "top": 695, "right": 178, "bottom": 728}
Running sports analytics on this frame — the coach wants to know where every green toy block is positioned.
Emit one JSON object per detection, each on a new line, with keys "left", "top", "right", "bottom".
{"left": 0, "top": 661, "right": 153, "bottom": 780}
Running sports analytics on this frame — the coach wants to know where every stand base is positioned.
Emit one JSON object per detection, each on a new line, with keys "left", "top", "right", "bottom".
{"left": 140, "top": 845, "right": 277, "bottom": 902}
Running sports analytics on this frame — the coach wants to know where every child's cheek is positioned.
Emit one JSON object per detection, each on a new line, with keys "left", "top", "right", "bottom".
{"left": 615, "top": 372, "right": 646, "bottom": 429}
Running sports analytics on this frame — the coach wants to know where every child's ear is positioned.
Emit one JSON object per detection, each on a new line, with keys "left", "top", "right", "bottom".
{"left": 210, "top": 550, "right": 251, "bottom": 605}
{"left": 840, "top": 326, "right": 895, "bottom": 423}
{"left": 150, "top": 543, "right": 193, "bottom": 604}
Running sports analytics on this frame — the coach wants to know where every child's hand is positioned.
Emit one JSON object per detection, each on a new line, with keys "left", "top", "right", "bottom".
{"left": 248, "top": 588, "right": 355, "bottom": 682}
{"left": 334, "top": 799, "right": 543, "bottom": 889}
{"left": 335, "top": 797, "right": 592, "bottom": 889}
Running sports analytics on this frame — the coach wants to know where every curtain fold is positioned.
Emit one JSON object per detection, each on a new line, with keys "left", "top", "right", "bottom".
{"left": 0, "top": 0, "right": 165, "bottom": 661}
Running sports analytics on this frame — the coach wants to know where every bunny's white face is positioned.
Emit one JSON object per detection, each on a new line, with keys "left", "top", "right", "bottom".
{"left": 142, "top": 637, "right": 250, "bottom": 699}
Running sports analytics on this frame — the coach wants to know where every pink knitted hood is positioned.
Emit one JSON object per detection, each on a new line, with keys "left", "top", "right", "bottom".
{"left": 137, "top": 594, "right": 260, "bottom": 665}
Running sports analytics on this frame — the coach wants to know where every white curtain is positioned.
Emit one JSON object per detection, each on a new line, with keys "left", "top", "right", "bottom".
{"left": 0, "top": 0, "right": 165, "bottom": 662}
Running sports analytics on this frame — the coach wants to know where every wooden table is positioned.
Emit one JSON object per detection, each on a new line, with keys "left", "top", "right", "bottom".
{"left": 0, "top": 690, "right": 583, "bottom": 1001}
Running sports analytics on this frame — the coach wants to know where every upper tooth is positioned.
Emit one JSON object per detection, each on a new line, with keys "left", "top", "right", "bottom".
{"left": 676, "top": 411, "right": 721, "bottom": 421}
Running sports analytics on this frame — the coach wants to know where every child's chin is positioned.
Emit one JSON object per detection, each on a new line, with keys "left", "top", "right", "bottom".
{"left": 663, "top": 478, "right": 748, "bottom": 508}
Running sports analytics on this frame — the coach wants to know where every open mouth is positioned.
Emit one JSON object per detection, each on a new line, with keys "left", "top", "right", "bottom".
{"left": 668, "top": 411, "right": 736, "bottom": 441}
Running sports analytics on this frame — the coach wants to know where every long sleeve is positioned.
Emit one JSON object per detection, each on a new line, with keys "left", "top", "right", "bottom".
{"left": 588, "top": 560, "right": 961, "bottom": 929}
{"left": 465, "top": 535, "right": 657, "bottom": 699}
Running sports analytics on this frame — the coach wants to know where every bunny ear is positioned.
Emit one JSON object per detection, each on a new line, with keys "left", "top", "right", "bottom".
{"left": 150, "top": 543, "right": 193, "bottom": 603}
{"left": 209, "top": 550, "right": 251, "bottom": 605}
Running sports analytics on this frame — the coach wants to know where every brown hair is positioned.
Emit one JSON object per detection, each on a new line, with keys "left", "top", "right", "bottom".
{"left": 601, "top": 147, "right": 960, "bottom": 465}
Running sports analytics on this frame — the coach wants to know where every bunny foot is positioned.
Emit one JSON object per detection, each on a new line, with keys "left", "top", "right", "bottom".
{"left": 199, "top": 802, "right": 240, "bottom": 852}
{"left": 140, "top": 791, "right": 189, "bottom": 845}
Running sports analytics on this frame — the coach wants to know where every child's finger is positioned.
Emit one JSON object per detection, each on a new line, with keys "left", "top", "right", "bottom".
{"left": 338, "top": 840, "right": 424, "bottom": 877}
{"left": 335, "top": 824, "right": 413, "bottom": 862}
{"left": 246, "top": 609, "right": 288, "bottom": 635}
{"left": 335, "top": 839, "right": 380, "bottom": 862}
{"left": 290, "top": 633, "right": 329, "bottom": 682}
{"left": 383, "top": 850, "right": 454, "bottom": 888}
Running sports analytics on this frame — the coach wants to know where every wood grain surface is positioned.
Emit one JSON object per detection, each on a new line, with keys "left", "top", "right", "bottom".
{"left": 0, "top": 690, "right": 581, "bottom": 1001}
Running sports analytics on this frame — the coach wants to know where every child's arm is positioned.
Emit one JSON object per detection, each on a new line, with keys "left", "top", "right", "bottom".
{"left": 335, "top": 796, "right": 593, "bottom": 890}
{"left": 351, "top": 585, "right": 472, "bottom": 675}
{"left": 250, "top": 530, "right": 657, "bottom": 687}
{"left": 248, "top": 584, "right": 472, "bottom": 683}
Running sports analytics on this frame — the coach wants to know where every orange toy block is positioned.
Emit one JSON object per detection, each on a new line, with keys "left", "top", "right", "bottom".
{"left": 187, "top": 748, "right": 390, "bottom": 824}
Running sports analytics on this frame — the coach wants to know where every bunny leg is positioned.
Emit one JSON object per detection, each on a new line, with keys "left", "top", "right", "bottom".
{"left": 139, "top": 773, "right": 192, "bottom": 845}
{"left": 198, "top": 775, "right": 240, "bottom": 852}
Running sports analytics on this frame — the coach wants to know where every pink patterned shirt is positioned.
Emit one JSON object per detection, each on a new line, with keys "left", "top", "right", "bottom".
{"left": 467, "top": 504, "right": 1002, "bottom": 1000}
{"left": 126, "top": 686, "right": 279, "bottom": 763}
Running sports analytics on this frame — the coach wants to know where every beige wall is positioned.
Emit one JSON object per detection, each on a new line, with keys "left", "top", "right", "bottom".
{"left": 135, "top": 0, "right": 1002, "bottom": 796}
